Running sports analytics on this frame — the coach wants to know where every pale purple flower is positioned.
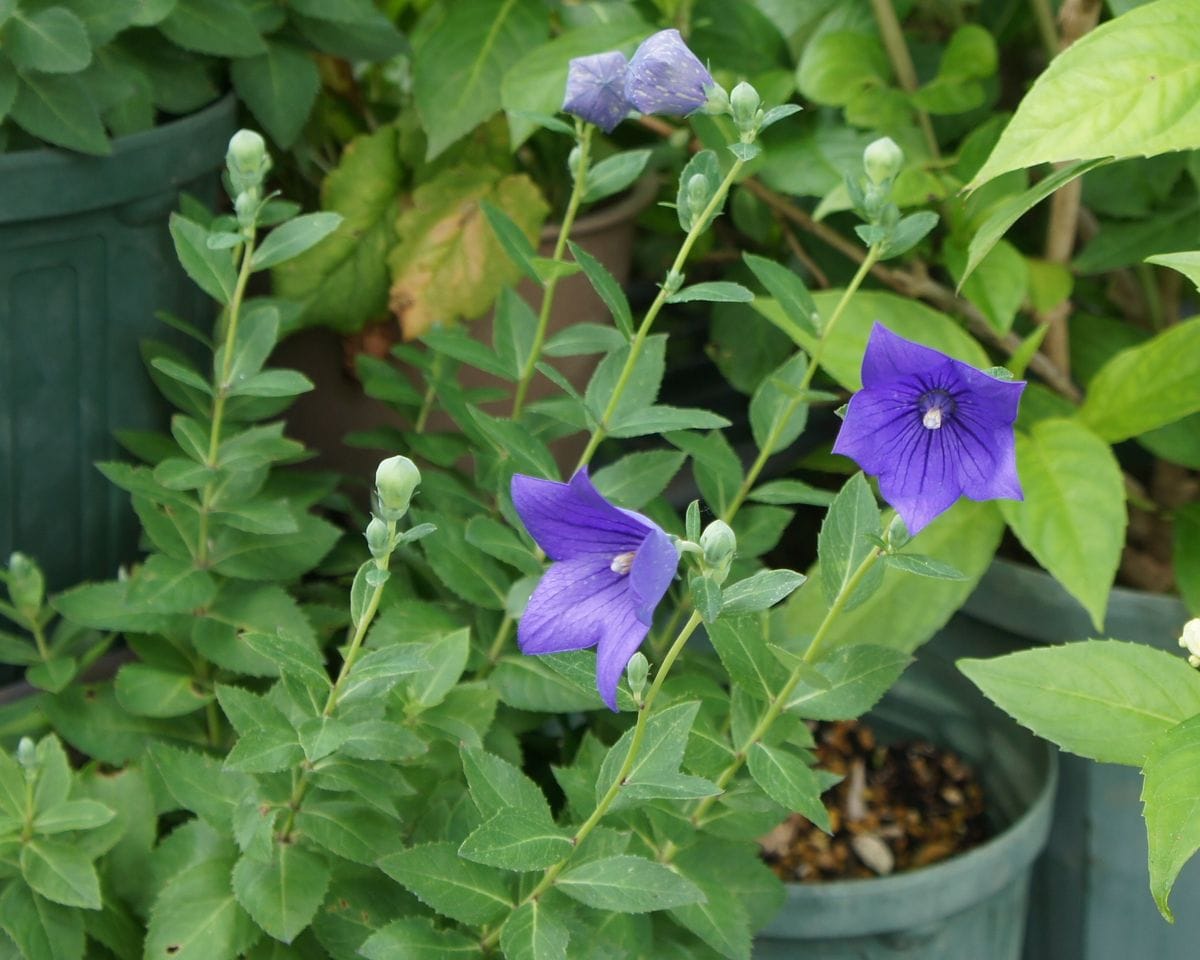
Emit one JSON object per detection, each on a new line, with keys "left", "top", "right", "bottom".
{"left": 563, "top": 51, "right": 630, "bottom": 133}
{"left": 832, "top": 323, "right": 1025, "bottom": 535}
{"left": 624, "top": 29, "right": 713, "bottom": 116}
{"left": 511, "top": 468, "right": 679, "bottom": 710}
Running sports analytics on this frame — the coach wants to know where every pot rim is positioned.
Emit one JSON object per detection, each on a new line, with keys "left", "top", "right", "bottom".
{"left": 540, "top": 174, "right": 660, "bottom": 242}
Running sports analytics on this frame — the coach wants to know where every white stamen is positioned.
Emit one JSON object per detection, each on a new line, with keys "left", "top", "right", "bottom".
{"left": 922, "top": 407, "right": 943, "bottom": 430}
{"left": 610, "top": 551, "right": 636, "bottom": 575}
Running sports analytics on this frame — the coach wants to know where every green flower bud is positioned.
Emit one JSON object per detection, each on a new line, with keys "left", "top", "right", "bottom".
{"left": 703, "top": 81, "right": 731, "bottom": 116}
{"left": 567, "top": 145, "right": 582, "bottom": 181}
{"left": 729, "top": 81, "right": 761, "bottom": 131}
{"left": 687, "top": 173, "right": 710, "bottom": 225}
{"left": 365, "top": 517, "right": 391, "bottom": 560}
{"left": 699, "top": 520, "right": 737, "bottom": 567}
{"left": 225, "top": 129, "right": 271, "bottom": 195}
{"left": 863, "top": 136, "right": 904, "bottom": 185}
{"left": 625, "top": 651, "right": 649, "bottom": 700}
{"left": 8, "top": 552, "right": 43, "bottom": 616}
{"left": 376, "top": 455, "right": 421, "bottom": 519}
{"left": 16, "top": 737, "right": 35, "bottom": 773}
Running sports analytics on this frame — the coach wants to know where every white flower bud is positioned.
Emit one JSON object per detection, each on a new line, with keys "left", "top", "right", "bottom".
{"left": 699, "top": 520, "right": 737, "bottom": 567}
{"left": 1179, "top": 619, "right": 1200, "bottom": 664}
{"left": 729, "top": 81, "right": 761, "bottom": 132}
{"left": 365, "top": 517, "right": 391, "bottom": 560}
{"left": 376, "top": 455, "right": 421, "bottom": 519}
{"left": 226, "top": 130, "right": 267, "bottom": 175}
{"left": 863, "top": 136, "right": 904, "bottom": 185}
{"left": 626, "top": 652, "right": 649, "bottom": 699}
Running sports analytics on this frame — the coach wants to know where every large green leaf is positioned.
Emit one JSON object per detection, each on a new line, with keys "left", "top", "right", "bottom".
{"left": 960, "top": 640, "right": 1200, "bottom": 766}
{"left": 969, "top": 0, "right": 1200, "bottom": 186}
{"left": 458, "top": 808, "right": 572, "bottom": 871}
{"left": 230, "top": 41, "right": 320, "bottom": 149}
{"left": 817, "top": 473, "right": 882, "bottom": 611}
{"left": 1078, "top": 318, "right": 1200, "bottom": 442}
{"left": 158, "top": 0, "right": 265, "bottom": 57}
{"left": 145, "top": 857, "right": 261, "bottom": 960}
{"left": 359, "top": 917, "right": 481, "bottom": 960}
{"left": 231, "top": 844, "right": 331, "bottom": 944}
{"left": 1000, "top": 419, "right": 1126, "bottom": 631}
{"left": 1142, "top": 714, "right": 1200, "bottom": 920}
{"left": 747, "top": 742, "right": 831, "bottom": 833}
{"left": 1147, "top": 250, "right": 1200, "bottom": 292}
{"left": 412, "top": 0, "right": 547, "bottom": 158}
{"left": 555, "top": 856, "right": 704, "bottom": 913}
{"left": 19, "top": 838, "right": 102, "bottom": 909}
{"left": 500, "top": 900, "right": 569, "bottom": 960}
{"left": 377, "top": 842, "right": 513, "bottom": 926}
{"left": 7, "top": 8, "right": 91, "bottom": 73}
{"left": 9, "top": 71, "right": 108, "bottom": 154}
{"left": 0, "top": 884, "right": 85, "bottom": 960}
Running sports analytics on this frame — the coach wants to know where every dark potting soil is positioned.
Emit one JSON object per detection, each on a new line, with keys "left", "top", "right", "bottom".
{"left": 760, "top": 718, "right": 990, "bottom": 882}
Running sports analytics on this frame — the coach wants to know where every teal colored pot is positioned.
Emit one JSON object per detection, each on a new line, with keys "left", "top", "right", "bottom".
{"left": 0, "top": 95, "right": 236, "bottom": 590}
{"left": 754, "top": 634, "right": 1056, "bottom": 959}
{"left": 959, "top": 559, "right": 1195, "bottom": 960}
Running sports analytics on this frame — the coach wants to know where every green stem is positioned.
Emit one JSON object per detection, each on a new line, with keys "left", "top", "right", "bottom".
{"left": 722, "top": 244, "right": 881, "bottom": 521}
{"left": 574, "top": 158, "right": 747, "bottom": 473}
{"left": 869, "top": 0, "right": 940, "bottom": 161}
{"left": 512, "top": 125, "right": 593, "bottom": 418}
{"left": 1029, "top": 0, "right": 1059, "bottom": 57}
{"left": 480, "top": 611, "right": 704, "bottom": 950}
{"left": 196, "top": 233, "right": 257, "bottom": 566}
{"left": 484, "top": 614, "right": 515, "bottom": 666}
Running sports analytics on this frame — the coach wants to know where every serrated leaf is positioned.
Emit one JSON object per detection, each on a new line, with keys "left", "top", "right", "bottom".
{"left": 817, "top": 473, "right": 883, "bottom": 611}
{"left": 1142, "top": 714, "right": 1200, "bottom": 921}
{"left": 231, "top": 41, "right": 320, "bottom": 149}
{"left": 462, "top": 746, "right": 551, "bottom": 821}
{"left": 459, "top": 808, "right": 572, "bottom": 871}
{"left": 749, "top": 352, "right": 809, "bottom": 456}
{"left": 145, "top": 857, "right": 260, "bottom": 960}
{"left": 114, "top": 663, "right": 212, "bottom": 718}
{"left": 743, "top": 253, "right": 817, "bottom": 338}
{"left": 722, "top": 570, "right": 807, "bottom": 615}
{"left": 20, "top": 838, "right": 102, "bottom": 908}
{"left": 960, "top": 640, "right": 1200, "bottom": 765}
{"left": 251, "top": 213, "right": 343, "bottom": 271}
{"left": 747, "top": 742, "right": 830, "bottom": 833}
{"left": 32, "top": 799, "right": 114, "bottom": 835}
{"left": 9, "top": 70, "right": 108, "bottom": 153}
{"left": 377, "top": 842, "right": 513, "bottom": 925}
{"left": 359, "top": 916, "right": 481, "bottom": 960}
{"left": 567, "top": 240, "right": 633, "bottom": 338}
{"left": 149, "top": 743, "right": 254, "bottom": 832}
{"left": 666, "top": 282, "right": 754, "bottom": 304}
{"left": 883, "top": 553, "right": 967, "bottom": 580}
{"left": 7, "top": 8, "right": 91, "bottom": 74}
{"left": 707, "top": 617, "right": 788, "bottom": 701}
{"left": 500, "top": 900, "right": 569, "bottom": 960}
{"left": 232, "top": 844, "right": 331, "bottom": 944}
{"left": 556, "top": 856, "right": 704, "bottom": 913}
{"left": 596, "top": 702, "right": 716, "bottom": 808}
{"left": 170, "top": 213, "right": 237, "bottom": 305}
{"left": 0, "top": 884, "right": 85, "bottom": 960}
{"left": 582, "top": 149, "right": 651, "bottom": 204}
{"left": 784, "top": 645, "right": 911, "bottom": 719}
{"left": 159, "top": 0, "right": 265, "bottom": 56}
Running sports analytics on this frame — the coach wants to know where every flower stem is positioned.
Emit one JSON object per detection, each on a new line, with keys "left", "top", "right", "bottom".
{"left": 196, "top": 233, "right": 257, "bottom": 566}
{"left": 574, "top": 158, "right": 747, "bottom": 473}
{"left": 722, "top": 244, "right": 881, "bottom": 521}
{"left": 512, "top": 124, "right": 593, "bottom": 419}
{"left": 480, "top": 610, "right": 704, "bottom": 951}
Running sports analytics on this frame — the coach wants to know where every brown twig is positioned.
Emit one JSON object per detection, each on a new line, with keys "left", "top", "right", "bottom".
{"left": 869, "top": 0, "right": 940, "bottom": 160}
{"left": 781, "top": 222, "right": 831, "bottom": 289}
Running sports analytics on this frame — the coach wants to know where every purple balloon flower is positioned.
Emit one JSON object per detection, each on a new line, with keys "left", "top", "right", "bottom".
{"left": 562, "top": 51, "right": 630, "bottom": 133}
{"left": 624, "top": 28, "right": 713, "bottom": 116}
{"left": 511, "top": 468, "right": 680, "bottom": 710}
{"left": 832, "top": 323, "right": 1025, "bottom": 535}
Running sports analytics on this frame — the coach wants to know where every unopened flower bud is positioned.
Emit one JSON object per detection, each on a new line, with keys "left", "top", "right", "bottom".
{"left": 703, "top": 81, "right": 730, "bottom": 116}
{"left": 567, "top": 145, "right": 582, "bottom": 181}
{"left": 563, "top": 51, "right": 630, "bottom": 133}
{"left": 729, "top": 82, "right": 761, "bottom": 132}
{"left": 8, "top": 553, "right": 43, "bottom": 615}
{"left": 625, "top": 29, "right": 713, "bottom": 117}
{"left": 687, "top": 173, "right": 710, "bottom": 224}
{"left": 1179, "top": 619, "right": 1200, "bottom": 667}
{"left": 225, "top": 129, "right": 271, "bottom": 194}
{"left": 863, "top": 136, "right": 904, "bottom": 185}
{"left": 375, "top": 455, "right": 421, "bottom": 519}
{"left": 625, "top": 652, "right": 649, "bottom": 700}
{"left": 700, "top": 520, "right": 736, "bottom": 567}
{"left": 365, "top": 517, "right": 391, "bottom": 560}
{"left": 16, "top": 737, "right": 35, "bottom": 773}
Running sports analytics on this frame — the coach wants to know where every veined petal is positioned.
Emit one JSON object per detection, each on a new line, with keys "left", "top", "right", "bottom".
{"left": 511, "top": 469, "right": 653, "bottom": 561}
{"left": 874, "top": 421, "right": 963, "bottom": 534}
{"left": 624, "top": 28, "right": 713, "bottom": 116}
{"left": 831, "top": 383, "right": 923, "bottom": 473}
{"left": 563, "top": 51, "right": 629, "bottom": 133}
{"left": 860, "top": 323, "right": 954, "bottom": 389}
{"left": 628, "top": 526, "right": 679, "bottom": 625}
{"left": 518, "top": 558, "right": 628, "bottom": 655}
{"left": 595, "top": 612, "right": 652, "bottom": 711}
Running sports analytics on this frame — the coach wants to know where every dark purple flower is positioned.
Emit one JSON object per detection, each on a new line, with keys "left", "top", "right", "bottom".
{"left": 563, "top": 51, "right": 630, "bottom": 133}
{"left": 511, "top": 468, "right": 679, "bottom": 710}
{"left": 832, "top": 323, "right": 1025, "bottom": 535}
{"left": 624, "top": 29, "right": 713, "bottom": 116}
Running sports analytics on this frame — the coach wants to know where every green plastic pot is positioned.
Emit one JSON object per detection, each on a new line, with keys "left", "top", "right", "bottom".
{"left": 0, "top": 95, "right": 236, "bottom": 590}
{"left": 754, "top": 628, "right": 1056, "bottom": 959}
{"left": 959, "top": 558, "right": 1195, "bottom": 960}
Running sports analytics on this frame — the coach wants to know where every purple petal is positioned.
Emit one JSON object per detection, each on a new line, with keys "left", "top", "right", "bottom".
{"left": 518, "top": 558, "right": 627, "bottom": 655}
{"left": 511, "top": 469, "right": 653, "bottom": 562}
{"left": 624, "top": 29, "right": 713, "bottom": 116}
{"left": 831, "top": 380, "right": 926, "bottom": 476}
{"left": 860, "top": 323, "right": 955, "bottom": 389}
{"left": 875, "top": 423, "right": 964, "bottom": 535}
{"left": 628, "top": 526, "right": 679, "bottom": 625}
{"left": 563, "top": 51, "right": 629, "bottom": 133}
{"left": 595, "top": 610, "right": 652, "bottom": 711}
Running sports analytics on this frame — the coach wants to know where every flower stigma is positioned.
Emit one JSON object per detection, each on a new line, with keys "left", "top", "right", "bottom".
{"left": 610, "top": 551, "right": 636, "bottom": 575}
{"left": 918, "top": 389, "right": 955, "bottom": 430}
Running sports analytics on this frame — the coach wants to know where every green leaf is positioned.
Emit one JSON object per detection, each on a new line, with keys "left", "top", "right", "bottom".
{"left": 583, "top": 149, "right": 652, "bottom": 204}
{"left": 707, "top": 617, "right": 788, "bottom": 701}
{"left": 1142, "top": 714, "right": 1200, "bottom": 920}
{"left": 459, "top": 808, "right": 573, "bottom": 871}
{"left": 749, "top": 352, "right": 808, "bottom": 455}
{"left": 170, "top": 213, "right": 237, "bottom": 305}
{"left": 667, "top": 430, "right": 743, "bottom": 517}
{"left": 32, "top": 799, "right": 114, "bottom": 835}
{"left": 817, "top": 473, "right": 882, "bottom": 611}
{"left": 883, "top": 553, "right": 967, "bottom": 580}
{"left": 294, "top": 799, "right": 402, "bottom": 865}
{"left": 145, "top": 856, "right": 260, "bottom": 960}
{"left": 500, "top": 900, "right": 569, "bottom": 960}
{"left": 159, "top": 0, "right": 266, "bottom": 56}
{"left": 675, "top": 150, "right": 723, "bottom": 232}
{"left": 1000, "top": 419, "right": 1125, "bottom": 631}
{"left": 879, "top": 211, "right": 938, "bottom": 260}
{"left": 377, "top": 842, "right": 513, "bottom": 925}
{"left": 1079, "top": 318, "right": 1200, "bottom": 441}
{"left": 26, "top": 657, "right": 77, "bottom": 693}
{"left": 607, "top": 405, "right": 729, "bottom": 438}
{"left": 585, "top": 335, "right": 665, "bottom": 428}
{"left": 722, "top": 570, "right": 807, "bottom": 615}
{"left": 412, "top": 0, "right": 547, "bottom": 159}
{"left": 666, "top": 282, "right": 754, "bottom": 304}
{"left": 1174, "top": 502, "right": 1200, "bottom": 614}
{"left": 796, "top": 29, "right": 889, "bottom": 107}
{"left": 742, "top": 253, "right": 818, "bottom": 338}
{"left": 489, "top": 654, "right": 607, "bottom": 713}
{"left": 960, "top": 640, "right": 1200, "bottom": 766}
{"left": 784, "top": 645, "right": 911, "bottom": 719}
{"left": 10, "top": 71, "right": 108, "bottom": 154}
{"left": 493, "top": 286, "right": 538, "bottom": 379}
{"left": 149, "top": 743, "right": 254, "bottom": 832}
{"left": 591, "top": 450, "right": 686, "bottom": 510}
{"left": 543, "top": 322, "right": 624, "bottom": 357}
{"left": 567, "top": 241, "right": 633, "bottom": 338}
{"left": 230, "top": 41, "right": 319, "bottom": 149}
{"left": 114, "top": 663, "right": 212, "bottom": 718}
{"left": 748, "top": 742, "right": 831, "bottom": 833}
{"left": 969, "top": 0, "right": 1200, "bottom": 186}
{"left": 461, "top": 746, "right": 551, "bottom": 821}
{"left": 338, "top": 645, "right": 431, "bottom": 706}
{"left": 946, "top": 238, "right": 1028, "bottom": 335}
{"left": 1147, "top": 250, "right": 1200, "bottom": 291}
{"left": 748, "top": 479, "right": 834, "bottom": 507}
{"left": 232, "top": 844, "right": 331, "bottom": 944}
{"left": 251, "top": 212, "right": 343, "bottom": 271}
{"left": 223, "top": 726, "right": 303, "bottom": 774}
{"left": 596, "top": 702, "right": 717, "bottom": 808}
{"left": 481, "top": 200, "right": 541, "bottom": 285}
{"left": 228, "top": 368, "right": 314, "bottom": 398}
{"left": 360, "top": 916, "right": 481, "bottom": 960}
{"left": 404, "top": 627, "right": 470, "bottom": 708}
{"left": 0, "top": 884, "right": 85, "bottom": 960}
{"left": 690, "top": 573, "right": 722, "bottom": 624}
{"left": 556, "top": 856, "right": 704, "bottom": 913}
{"left": 20, "top": 838, "right": 102, "bottom": 908}
{"left": 7, "top": 8, "right": 91, "bottom": 73}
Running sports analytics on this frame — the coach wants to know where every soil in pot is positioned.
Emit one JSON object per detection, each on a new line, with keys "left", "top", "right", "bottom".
{"left": 761, "top": 719, "right": 990, "bottom": 883}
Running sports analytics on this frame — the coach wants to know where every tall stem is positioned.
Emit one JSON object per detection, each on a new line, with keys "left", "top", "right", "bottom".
{"left": 574, "top": 158, "right": 747, "bottom": 472}
{"left": 480, "top": 611, "right": 704, "bottom": 951}
{"left": 870, "top": 0, "right": 940, "bottom": 160}
{"left": 512, "top": 125, "right": 593, "bottom": 418}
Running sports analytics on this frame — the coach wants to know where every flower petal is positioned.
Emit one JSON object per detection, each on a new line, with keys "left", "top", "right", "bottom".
{"left": 511, "top": 469, "right": 653, "bottom": 561}
{"left": 594, "top": 611, "right": 652, "bottom": 711}
{"left": 624, "top": 28, "right": 713, "bottom": 116}
{"left": 628, "top": 526, "right": 679, "bottom": 625}
{"left": 860, "top": 323, "right": 955, "bottom": 389}
{"left": 518, "top": 558, "right": 629, "bottom": 655}
{"left": 875, "top": 423, "right": 964, "bottom": 534}
{"left": 831, "top": 380, "right": 924, "bottom": 474}
{"left": 563, "top": 51, "right": 629, "bottom": 133}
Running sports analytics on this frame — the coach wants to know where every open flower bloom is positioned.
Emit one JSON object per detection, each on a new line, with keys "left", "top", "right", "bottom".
{"left": 511, "top": 468, "right": 679, "bottom": 710}
{"left": 624, "top": 28, "right": 713, "bottom": 116}
{"left": 563, "top": 51, "right": 630, "bottom": 133}
{"left": 832, "top": 323, "right": 1025, "bottom": 535}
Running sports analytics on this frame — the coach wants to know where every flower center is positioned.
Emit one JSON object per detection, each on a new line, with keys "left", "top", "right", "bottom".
{"left": 610, "top": 551, "right": 636, "bottom": 575}
{"left": 917, "top": 389, "right": 956, "bottom": 430}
